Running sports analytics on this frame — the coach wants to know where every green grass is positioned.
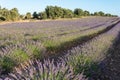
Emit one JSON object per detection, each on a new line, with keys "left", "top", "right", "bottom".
{"left": 9, "top": 49, "right": 29, "bottom": 64}
{"left": 42, "top": 27, "right": 104, "bottom": 54}
{"left": 27, "top": 45, "right": 43, "bottom": 59}
{"left": 0, "top": 56, "right": 16, "bottom": 73}
{"left": 0, "top": 49, "right": 29, "bottom": 73}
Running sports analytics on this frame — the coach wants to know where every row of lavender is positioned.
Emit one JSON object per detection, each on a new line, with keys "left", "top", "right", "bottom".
{"left": 1, "top": 19, "right": 120, "bottom": 79}
{"left": 0, "top": 59, "right": 87, "bottom": 80}
{"left": 65, "top": 20, "right": 120, "bottom": 77}
{"left": 0, "top": 17, "right": 118, "bottom": 71}
{"left": 0, "top": 17, "right": 117, "bottom": 47}
{"left": 0, "top": 17, "right": 117, "bottom": 55}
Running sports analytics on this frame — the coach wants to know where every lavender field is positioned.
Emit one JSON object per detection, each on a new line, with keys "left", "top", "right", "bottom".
{"left": 0, "top": 17, "right": 120, "bottom": 80}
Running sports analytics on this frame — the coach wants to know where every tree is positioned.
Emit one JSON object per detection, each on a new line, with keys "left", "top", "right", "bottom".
{"left": 45, "top": 6, "right": 55, "bottom": 19}
{"left": 10, "top": 8, "right": 20, "bottom": 21}
{"left": 94, "top": 11, "right": 105, "bottom": 16}
{"left": 54, "top": 6, "right": 63, "bottom": 18}
{"left": 39, "top": 11, "right": 47, "bottom": 19}
{"left": 94, "top": 12, "right": 100, "bottom": 16}
{"left": 33, "top": 12, "right": 38, "bottom": 19}
{"left": 98, "top": 11, "right": 105, "bottom": 16}
{"left": 0, "top": 6, "right": 20, "bottom": 21}
{"left": 62, "top": 8, "right": 73, "bottom": 18}
{"left": 25, "top": 12, "right": 31, "bottom": 19}
{"left": 90, "top": 13, "right": 94, "bottom": 16}
{"left": 112, "top": 15, "right": 118, "bottom": 17}
{"left": 105, "top": 13, "right": 113, "bottom": 17}
{"left": 83, "top": 10, "right": 90, "bottom": 16}
{"left": 45, "top": 6, "right": 64, "bottom": 19}
{"left": 20, "top": 15, "right": 24, "bottom": 20}
{"left": 74, "top": 8, "right": 84, "bottom": 17}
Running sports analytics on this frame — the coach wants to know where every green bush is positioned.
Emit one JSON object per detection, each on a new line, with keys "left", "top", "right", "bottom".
{"left": 9, "top": 49, "right": 29, "bottom": 64}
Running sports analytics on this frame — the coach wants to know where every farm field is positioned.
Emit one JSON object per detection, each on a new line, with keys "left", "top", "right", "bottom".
{"left": 0, "top": 17, "right": 120, "bottom": 79}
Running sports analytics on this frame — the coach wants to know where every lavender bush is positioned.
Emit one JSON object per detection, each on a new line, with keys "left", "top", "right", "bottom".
{"left": 65, "top": 19, "right": 120, "bottom": 77}
{"left": 0, "top": 41, "right": 46, "bottom": 74}
{"left": 0, "top": 59, "right": 87, "bottom": 80}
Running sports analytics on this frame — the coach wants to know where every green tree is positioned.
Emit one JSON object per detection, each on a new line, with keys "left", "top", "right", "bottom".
{"left": 10, "top": 8, "right": 20, "bottom": 21}
{"left": 25, "top": 12, "right": 31, "bottom": 19}
{"left": 0, "top": 7, "right": 20, "bottom": 21}
{"left": 54, "top": 6, "right": 63, "bottom": 18}
{"left": 98, "top": 11, "right": 105, "bottom": 16}
{"left": 33, "top": 12, "right": 38, "bottom": 19}
{"left": 74, "top": 8, "right": 84, "bottom": 17}
{"left": 45, "top": 6, "right": 55, "bottom": 19}
{"left": 20, "top": 15, "right": 24, "bottom": 20}
{"left": 83, "top": 10, "right": 90, "bottom": 16}
{"left": 94, "top": 12, "right": 100, "bottom": 16}
{"left": 39, "top": 11, "right": 47, "bottom": 19}
{"left": 94, "top": 11, "right": 105, "bottom": 16}
{"left": 62, "top": 8, "right": 73, "bottom": 18}
{"left": 1, "top": 8, "right": 9, "bottom": 21}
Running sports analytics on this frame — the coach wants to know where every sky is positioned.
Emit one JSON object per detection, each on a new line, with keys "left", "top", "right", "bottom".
{"left": 0, "top": 0, "right": 120, "bottom": 16}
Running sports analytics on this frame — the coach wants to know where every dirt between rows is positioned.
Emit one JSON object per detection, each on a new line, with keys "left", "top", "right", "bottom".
{"left": 99, "top": 32, "right": 120, "bottom": 80}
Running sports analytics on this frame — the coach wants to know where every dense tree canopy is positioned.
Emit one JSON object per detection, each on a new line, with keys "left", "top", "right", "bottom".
{"left": 74, "top": 8, "right": 84, "bottom": 17}
{"left": 25, "top": 12, "right": 31, "bottom": 19}
{"left": 32, "top": 12, "right": 38, "bottom": 19}
{"left": 0, "top": 5, "right": 118, "bottom": 21}
{"left": 83, "top": 10, "right": 90, "bottom": 16}
{"left": 0, "top": 7, "right": 20, "bottom": 21}
{"left": 39, "top": 11, "right": 47, "bottom": 19}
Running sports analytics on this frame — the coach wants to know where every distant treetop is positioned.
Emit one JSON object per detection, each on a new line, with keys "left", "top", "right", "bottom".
{"left": 0, "top": 5, "right": 118, "bottom": 21}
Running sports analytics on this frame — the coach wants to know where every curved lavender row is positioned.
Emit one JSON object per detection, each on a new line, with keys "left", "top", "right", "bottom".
{"left": 97, "top": 24, "right": 120, "bottom": 80}
{"left": 66, "top": 19, "right": 120, "bottom": 58}
{"left": 0, "top": 59, "right": 87, "bottom": 80}
{"left": 63, "top": 20, "right": 120, "bottom": 77}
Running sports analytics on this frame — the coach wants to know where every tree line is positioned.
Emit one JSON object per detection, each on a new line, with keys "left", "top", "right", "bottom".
{"left": 0, "top": 5, "right": 118, "bottom": 21}
{"left": 0, "top": 6, "right": 20, "bottom": 21}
